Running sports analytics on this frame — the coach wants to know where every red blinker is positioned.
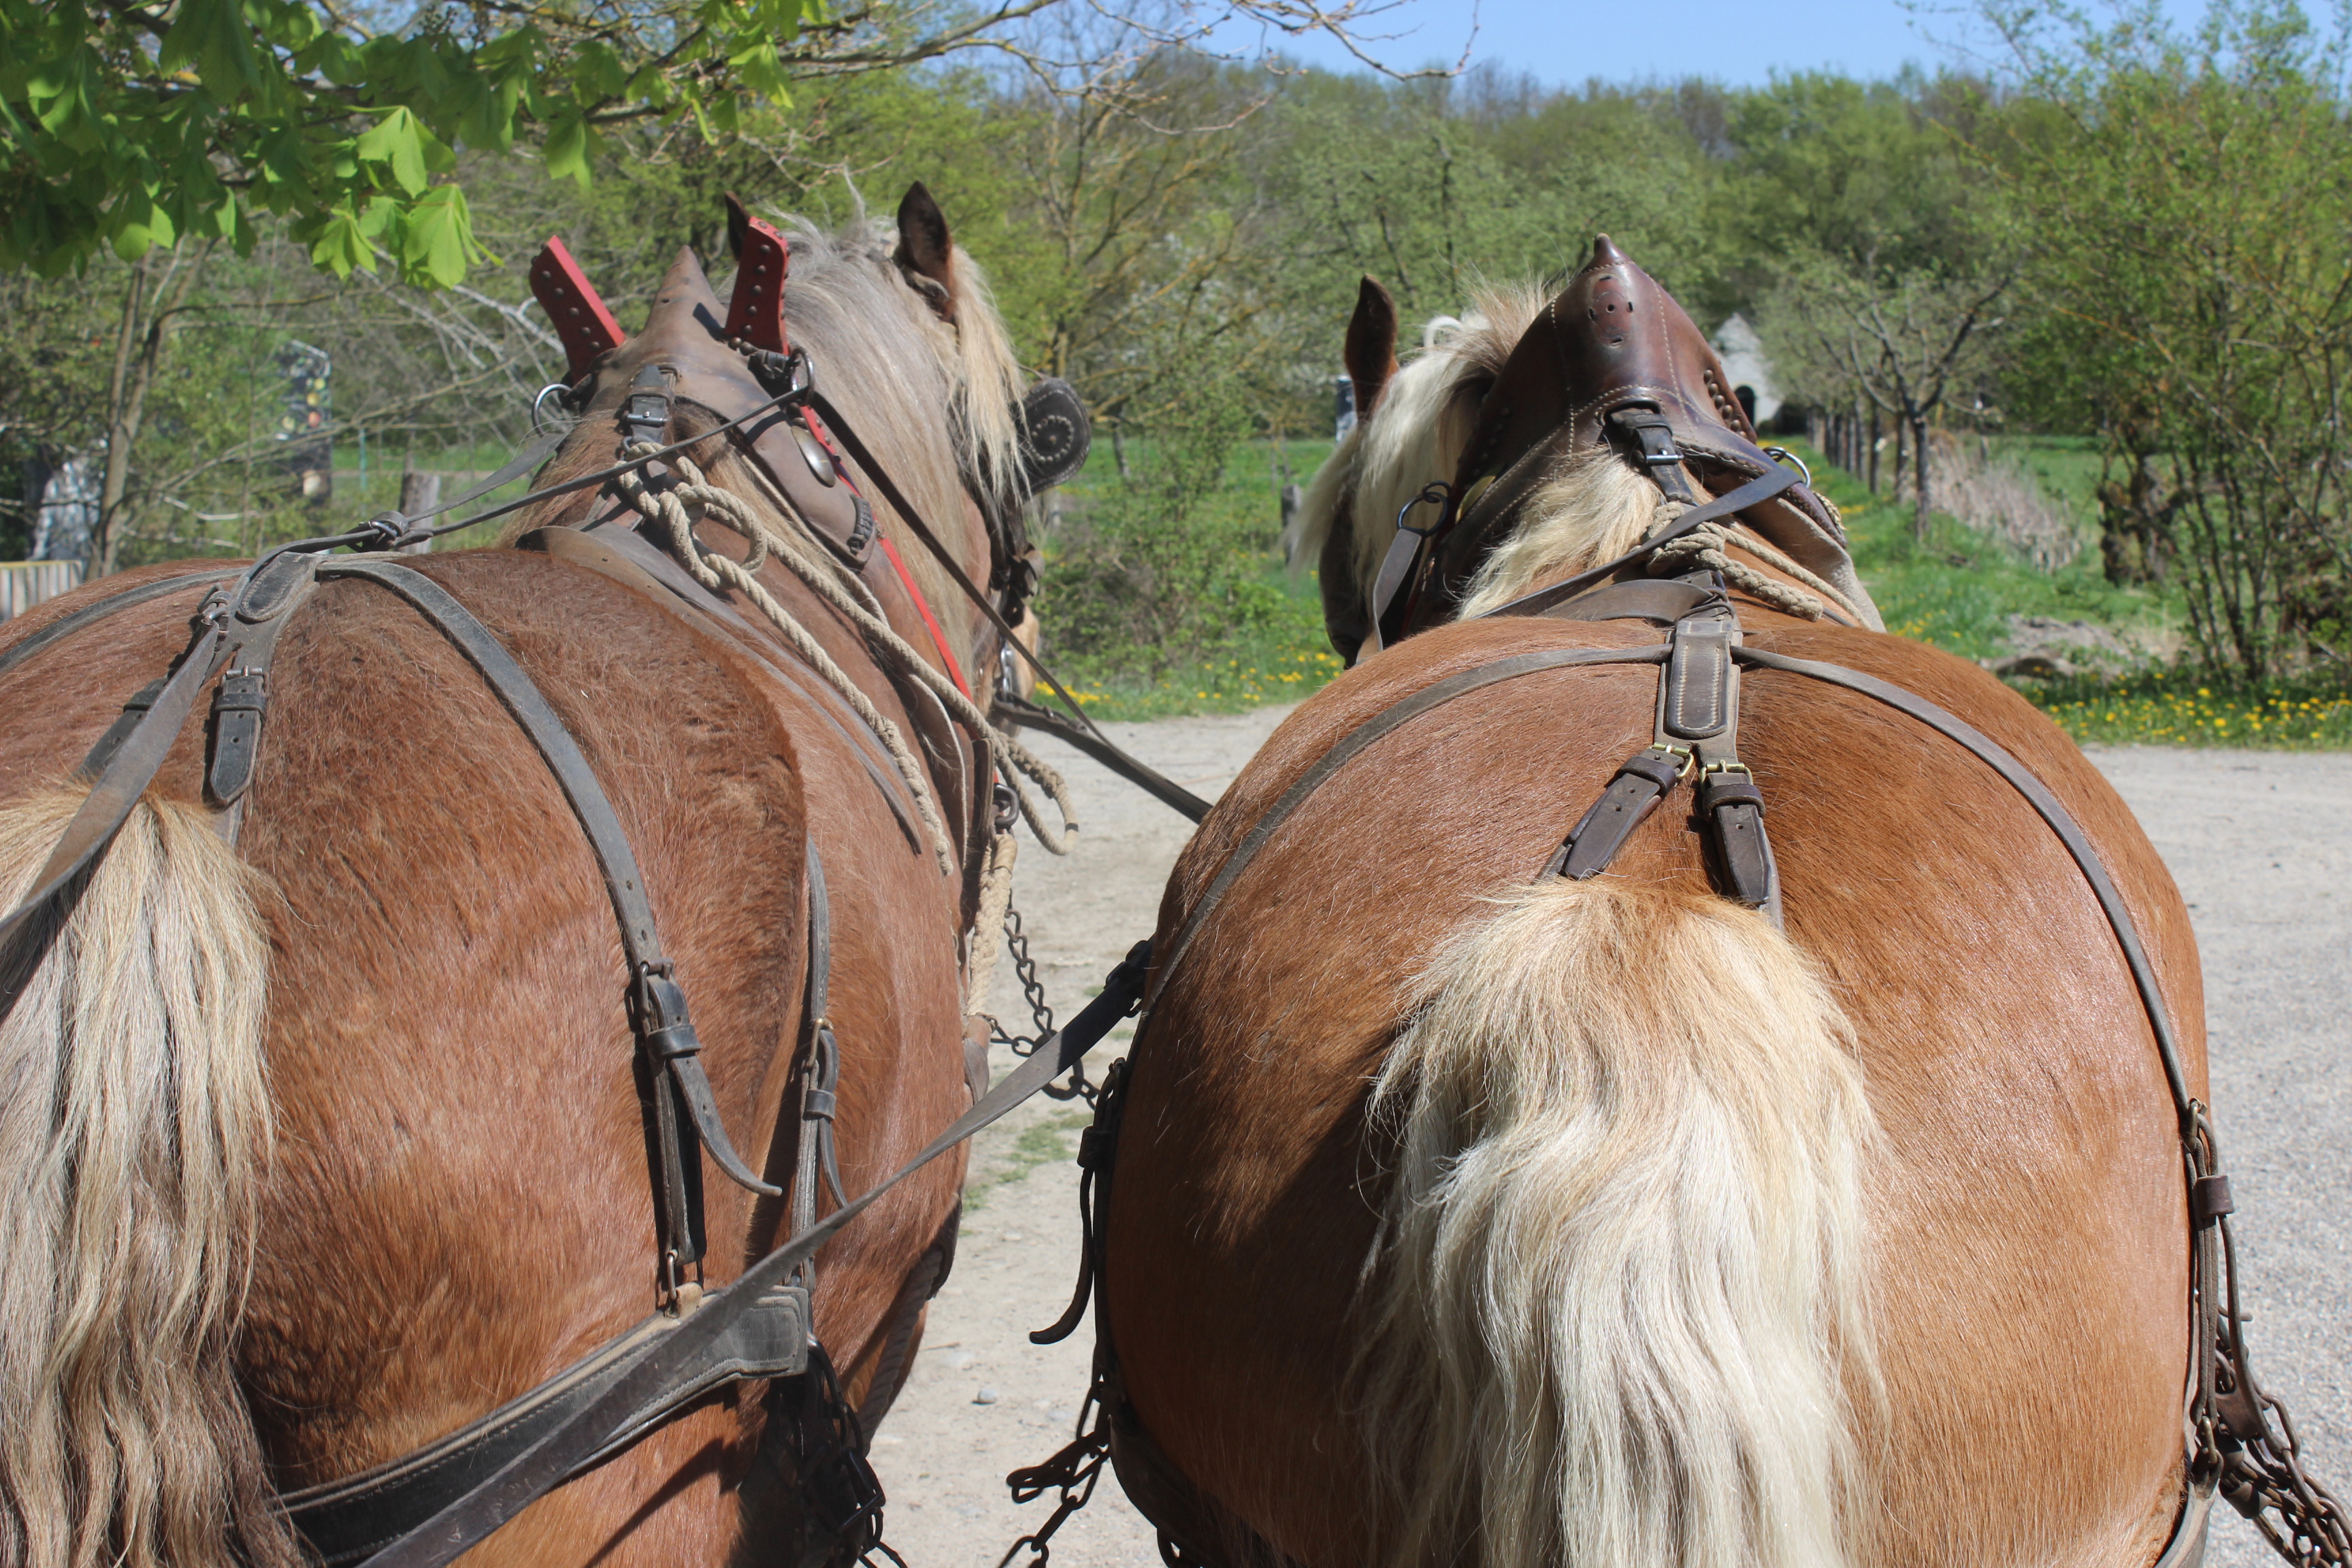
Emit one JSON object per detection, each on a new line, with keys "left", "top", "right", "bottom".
{"left": 529, "top": 237, "right": 626, "bottom": 382}
{"left": 724, "top": 193, "right": 791, "bottom": 354}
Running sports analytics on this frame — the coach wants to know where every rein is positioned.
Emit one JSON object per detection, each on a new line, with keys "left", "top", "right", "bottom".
{"left": 0, "top": 330, "right": 1208, "bottom": 1568}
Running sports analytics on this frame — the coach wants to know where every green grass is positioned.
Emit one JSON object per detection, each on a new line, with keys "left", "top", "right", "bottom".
{"left": 1793, "top": 436, "right": 2184, "bottom": 663}
{"left": 2033, "top": 669, "right": 2352, "bottom": 749}
{"left": 1037, "top": 434, "right": 1348, "bottom": 721}
{"left": 960, "top": 1109, "right": 1092, "bottom": 1213}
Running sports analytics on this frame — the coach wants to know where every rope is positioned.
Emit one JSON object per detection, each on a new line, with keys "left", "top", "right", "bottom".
{"left": 966, "top": 830, "right": 1018, "bottom": 1015}
{"left": 613, "top": 444, "right": 1079, "bottom": 868}
{"left": 1643, "top": 497, "right": 1867, "bottom": 624}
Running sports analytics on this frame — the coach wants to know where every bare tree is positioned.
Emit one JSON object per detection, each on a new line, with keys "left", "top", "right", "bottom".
{"left": 1767, "top": 259, "right": 2010, "bottom": 539}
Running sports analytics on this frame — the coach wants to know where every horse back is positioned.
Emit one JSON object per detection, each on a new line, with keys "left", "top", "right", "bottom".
{"left": 0, "top": 549, "right": 971, "bottom": 1561}
{"left": 1109, "top": 613, "right": 2199, "bottom": 1568}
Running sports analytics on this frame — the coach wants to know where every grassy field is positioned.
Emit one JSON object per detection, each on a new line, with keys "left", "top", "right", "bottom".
{"left": 196, "top": 426, "right": 2352, "bottom": 749}
{"left": 1037, "top": 432, "right": 2352, "bottom": 750}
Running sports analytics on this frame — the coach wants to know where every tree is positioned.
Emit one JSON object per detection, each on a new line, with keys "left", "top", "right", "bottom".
{"left": 1982, "top": 0, "right": 2352, "bottom": 677}
{"left": 1765, "top": 259, "right": 2010, "bottom": 539}
{"left": 1, "top": 0, "right": 1408, "bottom": 287}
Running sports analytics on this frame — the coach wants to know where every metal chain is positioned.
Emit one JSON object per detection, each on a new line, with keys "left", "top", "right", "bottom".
{"left": 990, "top": 902, "right": 1100, "bottom": 1105}
{"left": 994, "top": 1396, "right": 1114, "bottom": 1568}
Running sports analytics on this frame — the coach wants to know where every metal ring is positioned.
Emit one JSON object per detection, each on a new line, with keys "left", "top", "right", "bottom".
{"left": 1761, "top": 445, "right": 1812, "bottom": 487}
{"left": 1394, "top": 482, "right": 1452, "bottom": 538}
{"left": 531, "top": 382, "right": 576, "bottom": 434}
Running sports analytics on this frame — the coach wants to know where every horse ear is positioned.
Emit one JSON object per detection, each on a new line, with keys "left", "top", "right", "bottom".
{"left": 1345, "top": 276, "right": 1400, "bottom": 421}
{"left": 896, "top": 182, "right": 957, "bottom": 320}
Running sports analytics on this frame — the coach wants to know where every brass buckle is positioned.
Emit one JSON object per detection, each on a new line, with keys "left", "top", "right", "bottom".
{"left": 1646, "top": 742, "right": 1697, "bottom": 781}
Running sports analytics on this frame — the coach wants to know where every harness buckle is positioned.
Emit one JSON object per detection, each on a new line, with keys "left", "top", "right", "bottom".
{"left": 1645, "top": 742, "right": 1697, "bottom": 781}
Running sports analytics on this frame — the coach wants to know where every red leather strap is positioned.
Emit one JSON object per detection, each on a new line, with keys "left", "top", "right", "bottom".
{"left": 529, "top": 238, "right": 625, "bottom": 381}
{"left": 877, "top": 534, "right": 970, "bottom": 698}
{"left": 723, "top": 194, "right": 791, "bottom": 353}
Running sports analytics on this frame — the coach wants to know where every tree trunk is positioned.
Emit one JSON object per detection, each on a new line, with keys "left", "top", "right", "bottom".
{"left": 1890, "top": 415, "right": 1906, "bottom": 504}
{"left": 1865, "top": 402, "right": 1880, "bottom": 495}
{"left": 92, "top": 255, "right": 152, "bottom": 578}
{"left": 91, "top": 250, "right": 205, "bottom": 577}
{"left": 1911, "top": 414, "right": 1933, "bottom": 542}
{"left": 397, "top": 466, "right": 440, "bottom": 555}
{"left": 1111, "top": 423, "right": 1131, "bottom": 481}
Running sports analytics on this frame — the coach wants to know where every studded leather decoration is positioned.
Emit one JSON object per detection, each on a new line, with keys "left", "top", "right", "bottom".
{"left": 529, "top": 237, "right": 626, "bottom": 382}
{"left": 723, "top": 193, "right": 791, "bottom": 353}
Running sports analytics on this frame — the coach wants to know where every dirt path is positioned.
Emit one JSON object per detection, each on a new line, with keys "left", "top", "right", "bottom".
{"left": 868, "top": 716, "right": 2352, "bottom": 1568}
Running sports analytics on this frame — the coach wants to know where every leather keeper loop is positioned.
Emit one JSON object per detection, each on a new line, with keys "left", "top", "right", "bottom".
{"left": 643, "top": 1024, "right": 702, "bottom": 1062}
{"left": 1697, "top": 768, "right": 1766, "bottom": 815}
{"left": 1620, "top": 747, "right": 1689, "bottom": 791}
{"left": 2191, "top": 1173, "right": 2235, "bottom": 1226}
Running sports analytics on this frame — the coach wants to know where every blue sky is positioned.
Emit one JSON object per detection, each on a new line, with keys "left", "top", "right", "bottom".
{"left": 1210, "top": 0, "right": 2090, "bottom": 88}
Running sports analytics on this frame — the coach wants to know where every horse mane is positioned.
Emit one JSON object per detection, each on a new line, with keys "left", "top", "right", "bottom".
{"left": 1296, "top": 283, "right": 1546, "bottom": 607}
{"left": 770, "top": 212, "right": 1026, "bottom": 520}
{"left": 506, "top": 210, "right": 1026, "bottom": 654}
{"left": 1296, "top": 280, "right": 1665, "bottom": 621}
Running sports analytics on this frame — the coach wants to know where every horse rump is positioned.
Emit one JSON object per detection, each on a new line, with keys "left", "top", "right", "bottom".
{"left": 1358, "top": 875, "right": 1877, "bottom": 1568}
{"left": 0, "top": 789, "right": 295, "bottom": 1568}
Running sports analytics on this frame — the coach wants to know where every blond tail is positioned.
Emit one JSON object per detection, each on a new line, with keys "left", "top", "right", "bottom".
{"left": 0, "top": 790, "right": 295, "bottom": 1568}
{"left": 1360, "top": 878, "right": 1876, "bottom": 1568}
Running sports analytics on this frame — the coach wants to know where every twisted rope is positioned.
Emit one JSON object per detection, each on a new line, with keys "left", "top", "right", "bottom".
{"left": 1643, "top": 497, "right": 1866, "bottom": 624}
{"left": 613, "top": 444, "right": 1079, "bottom": 870}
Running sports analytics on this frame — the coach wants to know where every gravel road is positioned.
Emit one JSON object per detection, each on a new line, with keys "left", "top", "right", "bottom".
{"left": 866, "top": 711, "right": 2352, "bottom": 1568}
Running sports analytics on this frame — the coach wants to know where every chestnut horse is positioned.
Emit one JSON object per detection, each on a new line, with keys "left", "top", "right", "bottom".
{"left": 0, "top": 189, "right": 1051, "bottom": 1568}
{"left": 1093, "top": 241, "right": 2277, "bottom": 1568}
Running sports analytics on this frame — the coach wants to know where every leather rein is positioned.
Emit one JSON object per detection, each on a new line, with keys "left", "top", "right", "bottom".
{"left": 0, "top": 346, "right": 1177, "bottom": 1568}
{"left": 1024, "top": 472, "right": 2349, "bottom": 1568}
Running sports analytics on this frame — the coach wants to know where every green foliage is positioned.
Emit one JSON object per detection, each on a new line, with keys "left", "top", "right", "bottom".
{"left": 1982, "top": 0, "right": 2352, "bottom": 679}
{"left": 1044, "top": 368, "right": 1275, "bottom": 678}
{"left": 2036, "top": 672, "right": 2352, "bottom": 749}
{"left": 0, "top": 0, "right": 825, "bottom": 285}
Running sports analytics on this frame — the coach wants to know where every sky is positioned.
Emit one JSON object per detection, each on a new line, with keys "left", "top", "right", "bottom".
{"left": 1209, "top": 0, "right": 2105, "bottom": 88}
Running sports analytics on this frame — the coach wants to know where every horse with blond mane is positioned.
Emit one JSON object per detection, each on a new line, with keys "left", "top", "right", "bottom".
{"left": 0, "top": 186, "right": 1068, "bottom": 1568}
{"left": 1085, "top": 238, "right": 2344, "bottom": 1568}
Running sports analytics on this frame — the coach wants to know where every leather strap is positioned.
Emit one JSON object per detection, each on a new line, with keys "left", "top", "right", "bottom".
{"left": 798, "top": 843, "right": 847, "bottom": 1239}
{"left": 0, "top": 578, "right": 244, "bottom": 947}
{"left": 0, "top": 567, "right": 240, "bottom": 684}
{"left": 317, "top": 560, "right": 782, "bottom": 1262}
{"left": 1539, "top": 577, "right": 1720, "bottom": 627}
{"left": 1146, "top": 645, "right": 1669, "bottom": 1004}
{"left": 802, "top": 386, "right": 1187, "bottom": 805}
{"left": 1475, "top": 465, "right": 1801, "bottom": 624}
{"left": 283, "top": 1286, "right": 810, "bottom": 1565}
{"left": 992, "top": 693, "right": 1211, "bottom": 824}
{"left": 355, "top": 941, "right": 1156, "bottom": 1568}
{"left": 1553, "top": 745, "right": 1686, "bottom": 880}
{"left": 206, "top": 551, "right": 323, "bottom": 816}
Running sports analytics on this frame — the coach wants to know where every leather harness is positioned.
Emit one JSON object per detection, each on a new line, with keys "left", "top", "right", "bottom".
{"left": 1024, "top": 238, "right": 2346, "bottom": 1568}
{"left": 0, "top": 211, "right": 1196, "bottom": 1568}
{"left": 1064, "top": 601, "right": 2259, "bottom": 1568}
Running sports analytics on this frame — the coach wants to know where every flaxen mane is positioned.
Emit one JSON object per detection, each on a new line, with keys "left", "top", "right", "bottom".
{"left": 1297, "top": 282, "right": 1686, "bottom": 625}
{"left": 509, "top": 212, "right": 1028, "bottom": 655}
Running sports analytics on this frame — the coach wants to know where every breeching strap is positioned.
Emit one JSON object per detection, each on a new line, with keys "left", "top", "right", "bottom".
{"left": 356, "top": 940, "right": 1155, "bottom": 1568}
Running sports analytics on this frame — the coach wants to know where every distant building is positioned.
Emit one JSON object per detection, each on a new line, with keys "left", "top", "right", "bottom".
{"left": 1711, "top": 313, "right": 1780, "bottom": 428}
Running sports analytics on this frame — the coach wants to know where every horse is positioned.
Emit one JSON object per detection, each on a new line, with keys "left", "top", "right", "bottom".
{"left": 1087, "top": 238, "right": 2281, "bottom": 1568}
{"left": 0, "top": 186, "right": 1062, "bottom": 1568}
